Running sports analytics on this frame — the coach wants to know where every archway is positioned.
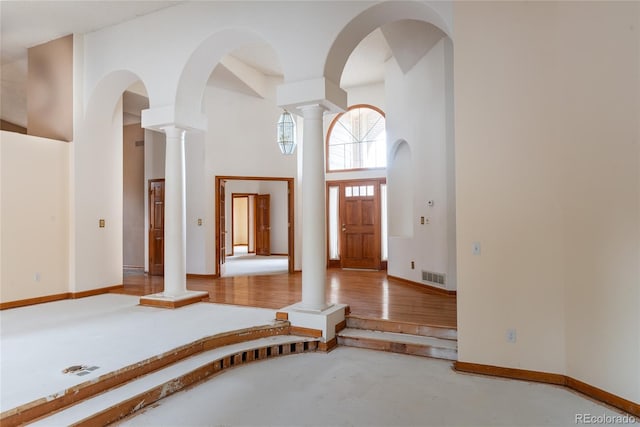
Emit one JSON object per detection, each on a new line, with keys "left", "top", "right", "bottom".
{"left": 322, "top": 1, "right": 457, "bottom": 292}
{"left": 73, "top": 70, "right": 151, "bottom": 291}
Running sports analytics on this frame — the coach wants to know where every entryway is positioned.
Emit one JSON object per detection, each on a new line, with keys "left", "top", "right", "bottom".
{"left": 327, "top": 178, "right": 387, "bottom": 270}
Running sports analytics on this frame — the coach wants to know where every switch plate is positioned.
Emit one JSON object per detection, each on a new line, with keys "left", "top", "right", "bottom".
{"left": 99, "top": 219, "right": 105, "bottom": 228}
{"left": 197, "top": 218, "right": 203, "bottom": 226}
{"left": 420, "top": 216, "right": 425, "bottom": 225}
{"left": 472, "top": 242, "right": 481, "bottom": 255}
{"left": 506, "top": 329, "right": 517, "bottom": 343}
{"left": 411, "top": 261, "right": 415, "bottom": 270}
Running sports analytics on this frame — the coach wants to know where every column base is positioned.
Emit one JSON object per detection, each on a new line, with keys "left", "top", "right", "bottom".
{"left": 278, "top": 302, "right": 348, "bottom": 351}
{"left": 139, "top": 290, "right": 209, "bottom": 309}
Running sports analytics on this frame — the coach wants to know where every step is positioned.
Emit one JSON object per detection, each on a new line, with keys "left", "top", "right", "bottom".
{"left": 30, "top": 335, "right": 319, "bottom": 427}
{"left": 337, "top": 328, "right": 458, "bottom": 361}
{"left": 1, "top": 322, "right": 291, "bottom": 427}
{"left": 346, "top": 316, "right": 457, "bottom": 340}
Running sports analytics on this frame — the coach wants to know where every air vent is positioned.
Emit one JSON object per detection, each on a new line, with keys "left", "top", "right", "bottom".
{"left": 422, "top": 270, "right": 446, "bottom": 287}
{"left": 135, "top": 140, "right": 144, "bottom": 147}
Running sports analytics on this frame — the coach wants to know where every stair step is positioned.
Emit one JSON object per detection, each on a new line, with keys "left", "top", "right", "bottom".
{"left": 30, "top": 335, "right": 318, "bottom": 427}
{"left": 337, "top": 328, "right": 457, "bottom": 361}
{"left": 346, "top": 316, "right": 457, "bottom": 340}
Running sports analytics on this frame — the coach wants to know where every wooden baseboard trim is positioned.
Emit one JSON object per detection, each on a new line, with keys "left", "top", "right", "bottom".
{"left": 71, "top": 285, "right": 124, "bottom": 299}
{"left": 387, "top": 275, "right": 456, "bottom": 296}
{"left": 1, "top": 285, "right": 125, "bottom": 310}
{"left": 0, "top": 293, "right": 70, "bottom": 310}
{"left": 271, "top": 253, "right": 288, "bottom": 257}
{"left": 454, "top": 361, "right": 639, "bottom": 417}
{"left": 186, "top": 274, "right": 216, "bottom": 279}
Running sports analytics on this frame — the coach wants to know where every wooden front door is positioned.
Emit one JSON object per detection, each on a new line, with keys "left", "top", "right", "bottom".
{"left": 339, "top": 181, "right": 381, "bottom": 269}
{"left": 256, "top": 194, "right": 270, "bottom": 256}
{"left": 148, "top": 179, "right": 165, "bottom": 276}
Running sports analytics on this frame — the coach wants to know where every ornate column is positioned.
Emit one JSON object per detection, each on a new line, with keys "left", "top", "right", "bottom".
{"left": 299, "top": 104, "right": 329, "bottom": 311}
{"left": 140, "top": 125, "right": 207, "bottom": 308}
{"left": 162, "top": 126, "right": 187, "bottom": 296}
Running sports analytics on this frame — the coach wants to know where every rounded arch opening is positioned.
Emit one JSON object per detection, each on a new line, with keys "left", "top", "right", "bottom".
{"left": 174, "top": 28, "right": 284, "bottom": 121}
{"left": 323, "top": 1, "right": 451, "bottom": 87}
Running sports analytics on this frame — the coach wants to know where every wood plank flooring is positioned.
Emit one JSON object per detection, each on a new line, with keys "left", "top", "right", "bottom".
{"left": 117, "top": 269, "right": 457, "bottom": 328}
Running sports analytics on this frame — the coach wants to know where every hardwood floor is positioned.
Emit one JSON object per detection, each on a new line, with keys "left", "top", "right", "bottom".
{"left": 117, "top": 269, "right": 457, "bottom": 328}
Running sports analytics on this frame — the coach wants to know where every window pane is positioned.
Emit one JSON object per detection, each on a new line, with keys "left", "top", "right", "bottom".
{"left": 345, "top": 187, "right": 352, "bottom": 197}
{"left": 367, "top": 185, "right": 374, "bottom": 196}
{"left": 381, "top": 183, "right": 388, "bottom": 261}
{"left": 353, "top": 186, "right": 359, "bottom": 196}
{"left": 360, "top": 185, "right": 367, "bottom": 196}
{"left": 327, "top": 106, "right": 386, "bottom": 171}
{"left": 329, "top": 186, "right": 339, "bottom": 259}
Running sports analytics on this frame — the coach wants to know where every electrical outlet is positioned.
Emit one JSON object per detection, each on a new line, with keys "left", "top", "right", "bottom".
{"left": 472, "top": 242, "right": 481, "bottom": 255}
{"left": 506, "top": 329, "right": 517, "bottom": 343}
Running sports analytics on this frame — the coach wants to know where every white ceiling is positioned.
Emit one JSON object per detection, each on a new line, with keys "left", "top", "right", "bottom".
{"left": 1, "top": 2, "right": 438, "bottom": 126}
{"left": 0, "top": 1, "right": 183, "bottom": 65}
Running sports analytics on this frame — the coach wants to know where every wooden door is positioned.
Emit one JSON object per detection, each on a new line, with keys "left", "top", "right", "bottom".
{"left": 256, "top": 194, "right": 270, "bottom": 256}
{"left": 219, "top": 179, "right": 227, "bottom": 267}
{"left": 339, "top": 181, "right": 381, "bottom": 269}
{"left": 148, "top": 179, "right": 165, "bottom": 276}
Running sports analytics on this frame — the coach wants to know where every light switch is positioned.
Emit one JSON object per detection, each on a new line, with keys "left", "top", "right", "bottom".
{"left": 99, "top": 219, "right": 105, "bottom": 228}
{"left": 197, "top": 218, "right": 203, "bottom": 226}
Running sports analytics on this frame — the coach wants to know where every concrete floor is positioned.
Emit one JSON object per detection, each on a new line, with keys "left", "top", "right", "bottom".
{"left": 118, "top": 347, "right": 625, "bottom": 427}
{"left": 0, "top": 295, "right": 630, "bottom": 426}
{"left": 0, "top": 294, "right": 277, "bottom": 411}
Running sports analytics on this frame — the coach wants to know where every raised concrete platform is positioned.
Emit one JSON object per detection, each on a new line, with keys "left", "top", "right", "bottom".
{"left": 279, "top": 302, "right": 348, "bottom": 351}
{"left": 139, "top": 290, "right": 209, "bottom": 308}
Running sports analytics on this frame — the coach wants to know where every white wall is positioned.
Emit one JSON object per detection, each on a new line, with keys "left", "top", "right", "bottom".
{"left": 72, "top": 99, "right": 123, "bottom": 291}
{"left": 454, "top": 1, "right": 639, "bottom": 402}
{"left": 385, "top": 38, "right": 456, "bottom": 291}
{"left": 0, "top": 132, "right": 69, "bottom": 301}
{"left": 123, "top": 123, "right": 145, "bottom": 267}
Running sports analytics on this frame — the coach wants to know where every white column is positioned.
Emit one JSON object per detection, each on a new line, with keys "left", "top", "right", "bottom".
{"left": 163, "top": 126, "right": 187, "bottom": 296}
{"left": 300, "top": 104, "right": 328, "bottom": 311}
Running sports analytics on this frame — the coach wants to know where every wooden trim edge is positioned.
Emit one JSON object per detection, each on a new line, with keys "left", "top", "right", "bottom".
{"left": 318, "top": 337, "right": 338, "bottom": 352}
{"left": 186, "top": 274, "right": 216, "bottom": 279}
{"left": 290, "top": 326, "right": 323, "bottom": 338}
{"left": 0, "top": 285, "right": 125, "bottom": 310}
{"left": 454, "top": 362, "right": 639, "bottom": 418}
{"left": 71, "top": 285, "right": 124, "bottom": 299}
{"left": 0, "top": 293, "right": 70, "bottom": 310}
{"left": 388, "top": 275, "right": 457, "bottom": 296}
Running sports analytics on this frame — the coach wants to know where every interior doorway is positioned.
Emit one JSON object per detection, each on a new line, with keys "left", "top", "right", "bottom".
{"left": 216, "top": 176, "right": 294, "bottom": 277}
{"left": 148, "top": 179, "right": 165, "bottom": 276}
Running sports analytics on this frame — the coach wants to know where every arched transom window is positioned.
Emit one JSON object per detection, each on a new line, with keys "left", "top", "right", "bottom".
{"left": 327, "top": 104, "right": 386, "bottom": 171}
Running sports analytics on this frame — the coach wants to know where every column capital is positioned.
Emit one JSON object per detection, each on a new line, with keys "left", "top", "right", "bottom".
{"left": 161, "top": 125, "right": 187, "bottom": 139}
{"left": 297, "top": 104, "right": 328, "bottom": 119}
{"left": 277, "top": 77, "right": 347, "bottom": 114}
